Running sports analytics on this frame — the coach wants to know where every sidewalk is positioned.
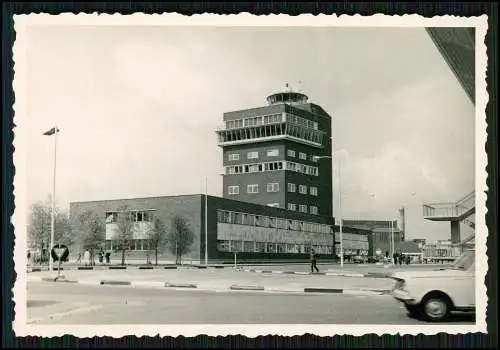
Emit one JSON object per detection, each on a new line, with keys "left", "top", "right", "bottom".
{"left": 27, "top": 268, "right": 395, "bottom": 296}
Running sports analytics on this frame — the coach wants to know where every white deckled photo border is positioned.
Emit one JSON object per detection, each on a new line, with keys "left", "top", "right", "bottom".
{"left": 11, "top": 13, "right": 489, "bottom": 338}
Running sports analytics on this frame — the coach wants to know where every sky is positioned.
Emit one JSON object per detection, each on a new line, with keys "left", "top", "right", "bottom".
{"left": 22, "top": 25, "right": 475, "bottom": 242}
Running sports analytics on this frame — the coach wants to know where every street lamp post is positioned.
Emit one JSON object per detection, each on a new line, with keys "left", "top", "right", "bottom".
{"left": 313, "top": 152, "right": 343, "bottom": 269}
{"left": 205, "top": 177, "right": 208, "bottom": 266}
{"left": 43, "top": 126, "right": 59, "bottom": 272}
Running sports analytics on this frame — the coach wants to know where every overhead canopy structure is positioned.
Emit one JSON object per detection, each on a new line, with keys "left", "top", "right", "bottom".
{"left": 426, "top": 27, "right": 475, "bottom": 105}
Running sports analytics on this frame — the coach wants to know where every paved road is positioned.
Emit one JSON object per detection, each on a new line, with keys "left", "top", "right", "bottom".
{"left": 26, "top": 282, "right": 475, "bottom": 325}
{"left": 247, "top": 262, "right": 448, "bottom": 271}
{"left": 28, "top": 269, "right": 396, "bottom": 291}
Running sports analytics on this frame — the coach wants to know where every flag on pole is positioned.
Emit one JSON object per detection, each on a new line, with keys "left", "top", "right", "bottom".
{"left": 43, "top": 127, "right": 60, "bottom": 136}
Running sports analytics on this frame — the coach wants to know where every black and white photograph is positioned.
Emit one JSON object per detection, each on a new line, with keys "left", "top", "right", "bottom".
{"left": 12, "top": 13, "right": 488, "bottom": 337}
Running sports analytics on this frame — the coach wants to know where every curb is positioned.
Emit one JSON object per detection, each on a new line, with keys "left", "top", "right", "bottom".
{"left": 26, "top": 264, "right": 228, "bottom": 272}
{"left": 230, "top": 284, "right": 265, "bottom": 291}
{"left": 29, "top": 277, "right": 389, "bottom": 296}
{"left": 243, "top": 269, "right": 391, "bottom": 279}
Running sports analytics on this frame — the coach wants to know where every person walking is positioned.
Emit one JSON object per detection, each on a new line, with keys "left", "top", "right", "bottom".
{"left": 83, "top": 249, "right": 90, "bottom": 266}
{"left": 76, "top": 251, "right": 82, "bottom": 264}
{"left": 98, "top": 249, "right": 104, "bottom": 265}
{"left": 105, "top": 251, "right": 111, "bottom": 264}
{"left": 392, "top": 251, "right": 398, "bottom": 266}
{"left": 310, "top": 248, "right": 319, "bottom": 273}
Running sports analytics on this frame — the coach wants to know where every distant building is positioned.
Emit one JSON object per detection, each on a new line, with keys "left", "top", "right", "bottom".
{"left": 343, "top": 220, "right": 404, "bottom": 257}
{"left": 412, "top": 238, "right": 427, "bottom": 249}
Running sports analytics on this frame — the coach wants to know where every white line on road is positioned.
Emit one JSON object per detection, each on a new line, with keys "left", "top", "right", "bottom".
{"left": 77, "top": 279, "right": 101, "bottom": 286}
{"left": 27, "top": 304, "right": 103, "bottom": 324}
{"left": 130, "top": 281, "right": 165, "bottom": 288}
{"left": 342, "top": 290, "right": 384, "bottom": 296}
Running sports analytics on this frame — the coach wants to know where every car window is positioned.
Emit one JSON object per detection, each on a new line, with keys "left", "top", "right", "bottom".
{"left": 450, "top": 250, "right": 475, "bottom": 270}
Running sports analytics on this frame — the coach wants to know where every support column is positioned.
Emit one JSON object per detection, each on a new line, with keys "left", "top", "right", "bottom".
{"left": 450, "top": 220, "right": 461, "bottom": 244}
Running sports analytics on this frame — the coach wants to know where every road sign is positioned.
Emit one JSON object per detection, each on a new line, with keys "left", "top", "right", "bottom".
{"left": 50, "top": 244, "right": 69, "bottom": 262}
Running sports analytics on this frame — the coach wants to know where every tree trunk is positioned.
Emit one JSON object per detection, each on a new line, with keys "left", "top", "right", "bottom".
{"left": 121, "top": 248, "right": 125, "bottom": 266}
{"left": 155, "top": 248, "right": 158, "bottom": 265}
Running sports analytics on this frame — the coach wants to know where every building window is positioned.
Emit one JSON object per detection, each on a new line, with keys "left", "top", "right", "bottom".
{"left": 247, "top": 184, "right": 259, "bottom": 194}
{"left": 267, "top": 203, "right": 280, "bottom": 208}
{"left": 288, "top": 203, "right": 297, "bottom": 211}
{"left": 267, "top": 149, "right": 279, "bottom": 157}
{"left": 287, "top": 149, "right": 296, "bottom": 157}
{"left": 228, "top": 153, "right": 239, "bottom": 161}
{"left": 299, "top": 152, "right": 307, "bottom": 160}
{"left": 299, "top": 185, "right": 308, "bottom": 194}
{"left": 310, "top": 206, "right": 318, "bottom": 215}
{"left": 313, "top": 122, "right": 318, "bottom": 130}
{"left": 299, "top": 205, "right": 308, "bottom": 213}
{"left": 267, "top": 183, "right": 280, "bottom": 193}
{"left": 248, "top": 164, "right": 260, "bottom": 173}
{"left": 287, "top": 183, "right": 296, "bottom": 192}
{"left": 228, "top": 185, "right": 240, "bottom": 195}
{"left": 310, "top": 187, "right": 318, "bottom": 196}
{"left": 256, "top": 242, "right": 266, "bottom": 253}
{"left": 218, "top": 240, "right": 231, "bottom": 252}
{"left": 247, "top": 151, "right": 259, "bottom": 159}
{"left": 105, "top": 212, "right": 118, "bottom": 223}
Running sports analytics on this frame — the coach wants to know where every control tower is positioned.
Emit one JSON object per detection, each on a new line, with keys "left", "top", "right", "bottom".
{"left": 216, "top": 85, "right": 333, "bottom": 217}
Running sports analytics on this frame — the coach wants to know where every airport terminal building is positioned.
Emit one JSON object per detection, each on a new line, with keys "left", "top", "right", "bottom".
{"left": 70, "top": 194, "right": 370, "bottom": 263}
{"left": 70, "top": 88, "right": 371, "bottom": 262}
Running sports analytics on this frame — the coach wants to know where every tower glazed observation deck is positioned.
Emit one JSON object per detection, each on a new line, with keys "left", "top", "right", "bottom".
{"left": 216, "top": 91, "right": 327, "bottom": 148}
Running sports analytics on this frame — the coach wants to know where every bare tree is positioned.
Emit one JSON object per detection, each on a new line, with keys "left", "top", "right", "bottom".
{"left": 114, "top": 205, "right": 135, "bottom": 266}
{"left": 78, "top": 209, "right": 105, "bottom": 251}
{"left": 145, "top": 217, "right": 167, "bottom": 265}
{"left": 28, "top": 199, "right": 73, "bottom": 263}
{"left": 167, "top": 215, "right": 194, "bottom": 264}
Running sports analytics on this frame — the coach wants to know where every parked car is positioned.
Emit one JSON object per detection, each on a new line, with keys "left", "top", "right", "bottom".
{"left": 391, "top": 249, "right": 475, "bottom": 322}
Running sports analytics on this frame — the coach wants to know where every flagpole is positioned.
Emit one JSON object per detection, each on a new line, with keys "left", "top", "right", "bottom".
{"left": 49, "top": 125, "right": 58, "bottom": 272}
{"left": 204, "top": 176, "right": 208, "bottom": 266}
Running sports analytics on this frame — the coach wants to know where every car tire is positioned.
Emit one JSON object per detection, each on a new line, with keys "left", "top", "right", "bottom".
{"left": 421, "top": 295, "right": 451, "bottom": 322}
{"left": 404, "top": 303, "right": 422, "bottom": 318}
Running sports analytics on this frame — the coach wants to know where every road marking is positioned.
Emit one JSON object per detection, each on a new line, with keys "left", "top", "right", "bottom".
{"left": 77, "top": 279, "right": 102, "bottom": 286}
{"left": 130, "top": 281, "right": 165, "bottom": 288}
{"left": 342, "top": 273, "right": 365, "bottom": 277}
{"left": 27, "top": 304, "right": 103, "bottom": 324}
{"left": 342, "top": 289, "right": 383, "bottom": 296}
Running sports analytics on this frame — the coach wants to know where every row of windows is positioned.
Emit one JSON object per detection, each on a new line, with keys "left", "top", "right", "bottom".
{"left": 229, "top": 149, "right": 320, "bottom": 163}
{"left": 224, "top": 113, "right": 319, "bottom": 131}
{"left": 287, "top": 149, "right": 319, "bottom": 162}
{"left": 217, "top": 209, "right": 332, "bottom": 234}
{"left": 105, "top": 239, "right": 152, "bottom": 251}
{"left": 225, "top": 113, "right": 285, "bottom": 130}
{"left": 218, "top": 121, "right": 325, "bottom": 147}
{"left": 224, "top": 161, "right": 319, "bottom": 176}
{"left": 285, "top": 113, "right": 319, "bottom": 131}
{"left": 218, "top": 240, "right": 332, "bottom": 254}
{"left": 287, "top": 183, "right": 318, "bottom": 196}
{"left": 225, "top": 161, "right": 283, "bottom": 175}
{"left": 228, "top": 149, "right": 280, "bottom": 161}
{"left": 227, "top": 183, "right": 317, "bottom": 196}
{"left": 286, "top": 203, "right": 318, "bottom": 215}
{"left": 105, "top": 211, "right": 154, "bottom": 224}
{"left": 228, "top": 183, "right": 279, "bottom": 194}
